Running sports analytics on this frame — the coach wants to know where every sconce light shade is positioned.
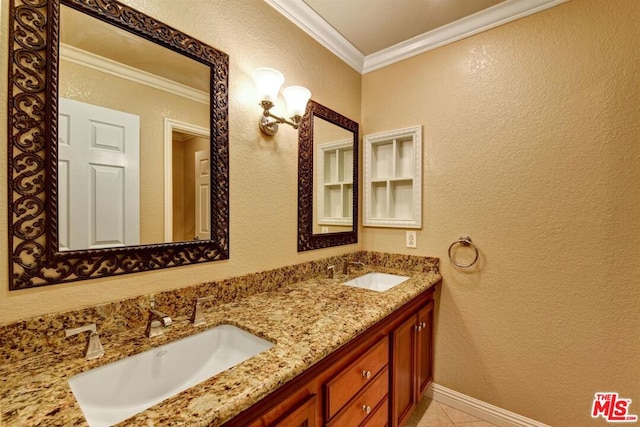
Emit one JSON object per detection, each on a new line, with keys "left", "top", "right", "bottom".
{"left": 252, "top": 67, "right": 284, "bottom": 104}
{"left": 283, "top": 86, "right": 312, "bottom": 118}
{"left": 253, "top": 67, "right": 311, "bottom": 136}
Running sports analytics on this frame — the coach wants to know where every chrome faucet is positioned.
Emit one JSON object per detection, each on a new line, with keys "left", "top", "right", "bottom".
{"left": 146, "top": 307, "right": 172, "bottom": 338}
{"left": 65, "top": 323, "right": 105, "bottom": 360}
{"left": 343, "top": 260, "right": 365, "bottom": 274}
{"left": 191, "top": 295, "right": 216, "bottom": 326}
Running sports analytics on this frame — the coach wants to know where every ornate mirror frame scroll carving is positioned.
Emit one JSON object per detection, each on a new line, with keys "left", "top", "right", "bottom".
{"left": 298, "top": 100, "right": 358, "bottom": 251}
{"left": 7, "top": 0, "right": 230, "bottom": 289}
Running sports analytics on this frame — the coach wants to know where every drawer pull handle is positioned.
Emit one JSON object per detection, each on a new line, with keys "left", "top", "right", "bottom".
{"left": 362, "top": 404, "right": 371, "bottom": 414}
{"left": 361, "top": 369, "right": 371, "bottom": 379}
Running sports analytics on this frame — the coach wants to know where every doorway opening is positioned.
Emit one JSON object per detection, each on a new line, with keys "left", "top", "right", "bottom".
{"left": 164, "top": 118, "right": 210, "bottom": 242}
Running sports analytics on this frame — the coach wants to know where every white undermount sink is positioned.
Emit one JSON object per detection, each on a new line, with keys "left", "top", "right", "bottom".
{"left": 343, "top": 272, "right": 410, "bottom": 292}
{"left": 68, "top": 324, "right": 274, "bottom": 427}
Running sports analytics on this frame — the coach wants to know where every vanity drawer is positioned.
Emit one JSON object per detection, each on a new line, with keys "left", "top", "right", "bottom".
{"left": 326, "top": 337, "right": 389, "bottom": 418}
{"left": 326, "top": 367, "right": 389, "bottom": 427}
{"left": 362, "top": 397, "right": 389, "bottom": 427}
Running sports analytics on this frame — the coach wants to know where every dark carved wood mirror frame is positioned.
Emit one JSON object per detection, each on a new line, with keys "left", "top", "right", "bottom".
{"left": 7, "top": 0, "right": 229, "bottom": 289}
{"left": 298, "top": 100, "right": 358, "bottom": 251}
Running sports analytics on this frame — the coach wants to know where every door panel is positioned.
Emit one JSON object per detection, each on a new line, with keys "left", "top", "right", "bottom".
{"left": 91, "top": 164, "right": 125, "bottom": 246}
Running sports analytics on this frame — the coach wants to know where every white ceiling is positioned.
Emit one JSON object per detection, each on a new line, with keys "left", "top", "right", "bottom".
{"left": 303, "top": 0, "right": 506, "bottom": 55}
{"left": 265, "top": 0, "right": 568, "bottom": 73}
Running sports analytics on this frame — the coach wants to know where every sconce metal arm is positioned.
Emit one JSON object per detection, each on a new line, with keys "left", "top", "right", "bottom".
{"left": 259, "top": 101, "right": 301, "bottom": 135}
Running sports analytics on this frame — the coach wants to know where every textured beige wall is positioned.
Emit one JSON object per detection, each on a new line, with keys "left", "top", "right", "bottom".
{"left": 361, "top": 0, "right": 640, "bottom": 425}
{"left": 0, "top": 0, "right": 361, "bottom": 322}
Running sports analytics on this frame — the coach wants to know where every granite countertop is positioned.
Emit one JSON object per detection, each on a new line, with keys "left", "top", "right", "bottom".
{"left": 0, "top": 265, "right": 441, "bottom": 426}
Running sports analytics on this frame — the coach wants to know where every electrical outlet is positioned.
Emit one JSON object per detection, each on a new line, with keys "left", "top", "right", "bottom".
{"left": 406, "top": 231, "right": 417, "bottom": 248}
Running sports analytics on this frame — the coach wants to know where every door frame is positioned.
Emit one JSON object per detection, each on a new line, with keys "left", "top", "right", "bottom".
{"left": 163, "top": 118, "right": 210, "bottom": 242}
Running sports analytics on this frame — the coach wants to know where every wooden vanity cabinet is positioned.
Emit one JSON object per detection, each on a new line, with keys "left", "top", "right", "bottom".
{"left": 391, "top": 301, "right": 434, "bottom": 427}
{"left": 225, "top": 286, "right": 437, "bottom": 427}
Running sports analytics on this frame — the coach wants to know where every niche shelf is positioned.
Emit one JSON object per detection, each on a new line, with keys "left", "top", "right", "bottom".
{"left": 364, "top": 125, "right": 422, "bottom": 228}
{"left": 317, "top": 139, "right": 354, "bottom": 226}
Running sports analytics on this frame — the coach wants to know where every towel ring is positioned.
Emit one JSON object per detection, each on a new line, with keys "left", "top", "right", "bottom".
{"left": 448, "top": 235, "right": 479, "bottom": 268}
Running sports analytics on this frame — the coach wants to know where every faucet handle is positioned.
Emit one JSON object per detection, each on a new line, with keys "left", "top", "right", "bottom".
{"left": 327, "top": 265, "right": 335, "bottom": 279}
{"left": 191, "top": 295, "right": 216, "bottom": 326}
{"left": 343, "top": 260, "right": 365, "bottom": 274}
{"left": 65, "top": 324, "right": 105, "bottom": 360}
{"left": 146, "top": 308, "right": 172, "bottom": 338}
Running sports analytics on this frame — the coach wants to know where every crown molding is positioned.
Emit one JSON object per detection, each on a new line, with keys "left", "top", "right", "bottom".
{"left": 264, "top": 0, "right": 365, "bottom": 72}
{"left": 265, "top": 0, "right": 568, "bottom": 74}
{"left": 60, "top": 44, "right": 209, "bottom": 104}
{"left": 364, "top": 0, "right": 569, "bottom": 73}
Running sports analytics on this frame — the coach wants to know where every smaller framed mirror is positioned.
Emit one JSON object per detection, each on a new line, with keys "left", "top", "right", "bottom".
{"left": 298, "top": 101, "right": 358, "bottom": 251}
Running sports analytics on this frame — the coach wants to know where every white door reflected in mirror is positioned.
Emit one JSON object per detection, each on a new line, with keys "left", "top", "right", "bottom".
{"left": 58, "top": 98, "right": 140, "bottom": 251}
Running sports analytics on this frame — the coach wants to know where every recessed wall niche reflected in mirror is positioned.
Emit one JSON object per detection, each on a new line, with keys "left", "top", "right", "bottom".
{"left": 313, "top": 116, "right": 353, "bottom": 234}
{"left": 298, "top": 101, "right": 358, "bottom": 251}
{"left": 7, "top": 0, "right": 229, "bottom": 289}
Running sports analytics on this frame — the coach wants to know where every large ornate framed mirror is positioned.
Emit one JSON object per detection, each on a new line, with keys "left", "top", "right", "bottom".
{"left": 7, "top": 0, "right": 229, "bottom": 289}
{"left": 298, "top": 100, "right": 358, "bottom": 251}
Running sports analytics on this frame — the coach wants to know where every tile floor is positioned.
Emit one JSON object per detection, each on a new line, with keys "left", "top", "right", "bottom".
{"left": 405, "top": 397, "right": 497, "bottom": 427}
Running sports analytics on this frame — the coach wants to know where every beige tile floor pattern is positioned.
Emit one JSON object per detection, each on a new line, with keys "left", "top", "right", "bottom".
{"left": 405, "top": 397, "right": 497, "bottom": 427}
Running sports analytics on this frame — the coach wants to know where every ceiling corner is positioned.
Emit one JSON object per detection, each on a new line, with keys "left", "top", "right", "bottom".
{"left": 264, "top": 0, "right": 365, "bottom": 73}
{"left": 266, "top": 0, "right": 570, "bottom": 75}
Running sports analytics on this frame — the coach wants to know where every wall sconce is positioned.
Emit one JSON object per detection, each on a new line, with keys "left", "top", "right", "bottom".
{"left": 253, "top": 67, "right": 311, "bottom": 136}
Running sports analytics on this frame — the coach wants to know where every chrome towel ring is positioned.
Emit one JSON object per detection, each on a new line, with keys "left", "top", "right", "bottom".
{"left": 448, "top": 235, "right": 479, "bottom": 268}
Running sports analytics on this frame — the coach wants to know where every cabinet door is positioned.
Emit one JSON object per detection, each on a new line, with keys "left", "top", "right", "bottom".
{"left": 392, "top": 314, "right": 417, "bottom": 427}
{"left": 416, "top": 302, "right": 434, "bottom": 396}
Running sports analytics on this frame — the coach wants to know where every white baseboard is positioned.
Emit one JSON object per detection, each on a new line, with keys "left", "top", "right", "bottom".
{"left": 426, "top": 383, "right": 550, "bottom": 427}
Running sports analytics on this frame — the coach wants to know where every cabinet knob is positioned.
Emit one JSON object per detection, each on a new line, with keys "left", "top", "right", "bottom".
{"left": 362, "top": 404, "right": 371, "bottom": 414}
{"left": 361, "top": 369, "right": 371, "bottom": 379}
{"left": 416, "top": 324, "right": 422, "bottom": 332}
